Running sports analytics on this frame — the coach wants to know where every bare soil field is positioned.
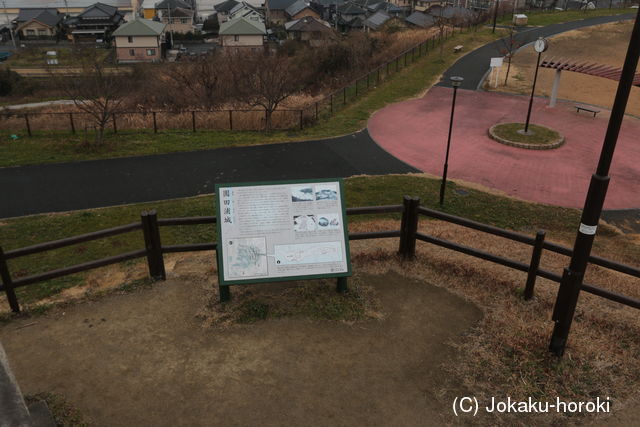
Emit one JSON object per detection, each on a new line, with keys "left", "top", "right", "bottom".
{"left": 487, "top": 21, "right": 640, "bottom": 116}
{"left": 1, "top": 219, "right": 638, "bottom": 425}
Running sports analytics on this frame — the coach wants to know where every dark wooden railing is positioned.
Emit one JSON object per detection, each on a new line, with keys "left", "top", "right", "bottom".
{"left": 1, "top": 196, "right": 638, "bottom": 314}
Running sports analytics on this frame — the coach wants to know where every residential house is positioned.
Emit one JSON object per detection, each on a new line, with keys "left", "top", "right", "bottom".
{"left": 284, "top": 16, "right": 334, "bottom": 46}
{"left": 405, "top": 10, "right": 435, "bottom": 28}
{"left": 336, "top": 2, "right": 366, "bottom": 31}
{"left": 310, "top": 0, "right": 346, "bottom": 22}
{"left": 428, "top": 5, "right": 476, "bottom": 24}
{"left": 113, "top": 17, "right": 166, "bottom": 62}
{"left": 363, "top": 10, "right": 404, "bottom": 31}
{"left": 65, "top": 2, "right": 125, "bottom": 42}
{"left": 365, "top": 1, "right": 404, "bottom": 16}
{"left": 154, "top": 0, "right": 195, "bottom": 33}
{"left": 219, "top": 16, "right": 266, "bottom": 52}
{"left": 228, "top": 2, "right": 265, "bottom": 23}
{"left": 265, "top": 0, "right": 297, "bottom": 25}
{"left": 214, "top": 0, "right": 240, "bottom": 23}
{"left": 14, "top": 8, "right": 62, "bottom": 40}
{"left": 285, "top": 1, "right": 320, "bottom": 21}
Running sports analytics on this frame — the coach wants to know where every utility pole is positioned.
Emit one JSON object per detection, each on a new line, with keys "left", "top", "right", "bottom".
{"left": 549, "top": 7, "right": 640, "bottom": 357}
{"left": 492, "top": 0, "right": 500, "bottom": 33}
{"left": 2, "top": 0, "right": 16, "bottom": 48}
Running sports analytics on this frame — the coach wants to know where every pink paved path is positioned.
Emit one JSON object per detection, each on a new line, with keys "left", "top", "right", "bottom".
{"left": 368, "top": 86, "right": 640, "bottom": 209}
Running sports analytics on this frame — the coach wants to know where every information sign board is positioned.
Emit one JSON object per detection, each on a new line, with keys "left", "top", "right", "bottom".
{"left": 215, "top": 179, "right": 352, "bottom": 286}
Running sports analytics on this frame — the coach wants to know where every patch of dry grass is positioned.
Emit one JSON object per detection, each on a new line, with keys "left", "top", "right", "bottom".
{"left": 347, "top": 219, "right": 640, "bottom": 424}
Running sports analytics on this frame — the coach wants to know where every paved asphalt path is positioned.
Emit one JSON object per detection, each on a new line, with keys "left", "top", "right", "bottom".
{"left": 438, "top": 13, "right": 636, "bottom": 90}
{"left": 0, "top": 131, "right": 418, "bottom": 218}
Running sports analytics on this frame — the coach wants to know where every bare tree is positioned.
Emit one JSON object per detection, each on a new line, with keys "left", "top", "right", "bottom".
{"left": 162, "top": 54, "right": 229, "bottom": 110}
{"left": 52, "top": 49, "right": 132, "bottom": 146}
{"left": 228, "top": 52, "right": 308, "bottom": 131}
{"left": 498, "top": 26, "right": 521, "bottom": 86}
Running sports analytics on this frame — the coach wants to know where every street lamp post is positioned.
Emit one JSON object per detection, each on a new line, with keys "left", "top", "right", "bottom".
{"left": 439, "top": 76, "right": 464, "bottom": 206}
{"left": 549, "top": 7, "right": 640, "bottom": 357}
{"left": 524, "top": 38, "right": 548, "bottom": 134}
{"left": 492, "top": 0, "right": 500, "bottom": 34}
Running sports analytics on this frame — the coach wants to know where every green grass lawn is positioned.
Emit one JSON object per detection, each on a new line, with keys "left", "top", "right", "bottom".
{"left": 492, "top": 123, "right": 562, "bottom": 144}
{"left": 0, "top": 28, "right": 503, "bottom": 167}
{"left": 1, "top": 47, "right": 112, "bottom": 68}
{"left": 2, "top": 174, "right": 637, "bottom": 307}
{"left": 497, "top": 7, "right": 636, "bottom": 26}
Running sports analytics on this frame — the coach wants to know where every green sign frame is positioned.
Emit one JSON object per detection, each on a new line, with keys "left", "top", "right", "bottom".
{"left": 215, "top": 178, "right": 352, "bottom": 287}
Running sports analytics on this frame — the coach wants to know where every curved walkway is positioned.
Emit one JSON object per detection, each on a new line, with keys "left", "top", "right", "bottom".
{"left": 368, "top": 87, "right": 640, "bottom": 209}
{"left": 0, "top": 131, "right": 417, "bottom": 218}
{"left": 370, "top": 13, "right": 640, "bottom": 210}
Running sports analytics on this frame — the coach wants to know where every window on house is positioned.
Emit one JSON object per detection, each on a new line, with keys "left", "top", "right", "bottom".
{"left": 128, "top": 36, "right": 133, "bottom": 43}
{"left": 234, "top": 35, "right": 239, "bottom": 41}
{"left": 38, "top": 29, "right": 47, "bottom": 36}
{"left": 26, "top": 29, "right": 36, "bottom": 36}
{"left": 129, "top": 49, "right": 135, "bottom": 56}
{"left": 181, "top": 18, "right": 187, "bottom": 24}
{"left": 147, "top": 49, "right": 156, "bottom": 56}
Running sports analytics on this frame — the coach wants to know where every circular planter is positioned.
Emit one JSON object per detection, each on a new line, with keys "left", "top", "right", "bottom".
{"left": 488, "top": 123, "right": 565, "bottom": 150}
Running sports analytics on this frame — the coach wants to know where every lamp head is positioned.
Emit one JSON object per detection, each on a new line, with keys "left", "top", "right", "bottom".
{"left": 450, "top": 76, "right": 464, "bottom": 87}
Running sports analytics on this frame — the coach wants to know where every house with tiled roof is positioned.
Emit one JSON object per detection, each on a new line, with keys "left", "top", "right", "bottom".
{"left": 113, "top": 17, "right": 166, "bottom": 62}
{"left": 284, "top": 16, "right": 334, "bottom": 46}
{"left": 285, "top": 1, "right": 319, "bottom": 21}
{"left": 64, "top": 2, "right": 125, "bottom": 42}
{"left": 15, "top": 8, "right": 62, "bottom": 39}
{"left": 265, "top": 0, "right": 298, "bottom": 25}
{"left": 405, "top": 11, "right": 435, "bottom": 28}
{"left": 219, "top": 16, "right": 266, "bottom": 52}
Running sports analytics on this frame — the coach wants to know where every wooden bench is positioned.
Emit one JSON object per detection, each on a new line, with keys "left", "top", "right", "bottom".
{"left": 453, "top": 45, "right": 463, "bottom": 53}
{"left": 575, "top": 105, "right": 600, "bottom": 117}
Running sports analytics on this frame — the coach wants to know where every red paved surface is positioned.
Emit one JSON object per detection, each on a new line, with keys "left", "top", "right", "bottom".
{"left": 368, "top": 86, "right": 640, "bottom": 209}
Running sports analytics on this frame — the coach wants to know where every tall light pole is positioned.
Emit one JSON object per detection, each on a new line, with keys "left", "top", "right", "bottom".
{"left": 439, "top": 76, "right": 464, "bottom": 206}
{"left": 524, "top": 37, "right": 548, "bottom": 134}
{"left": 549, "top": 7, "right": 640, "bottom": 357}
{"left": 492, "top": 0, "right": 500, "bottom": 33}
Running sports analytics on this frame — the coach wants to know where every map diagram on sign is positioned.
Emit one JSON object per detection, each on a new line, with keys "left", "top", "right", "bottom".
{"left": 226, "top": 237, "right": 268, "bottom": 278}
{"left": 274, "top": 241, "right": 342, "bottom": 265}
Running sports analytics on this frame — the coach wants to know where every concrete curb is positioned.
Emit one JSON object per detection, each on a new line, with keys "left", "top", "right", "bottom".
{"left": 488, "top": 123, "right": 565, "bottom": 150}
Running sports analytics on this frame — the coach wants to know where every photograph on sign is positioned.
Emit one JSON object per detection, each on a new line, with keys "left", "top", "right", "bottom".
{"left": 215, "top": 179, "right": 351, "bottom": 286}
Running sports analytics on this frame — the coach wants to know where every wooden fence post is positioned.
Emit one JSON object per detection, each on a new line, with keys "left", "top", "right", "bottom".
{"left": 191, "top": 111, "right": 196, "bottom": 132}
{"left": 524, "top": 230, "right": 546, "bottom": 300}
{"left": 398, "top": 196, "right": 420, "bottom": 259}
{"left": 141, "top": 210, "right": 166, "bottom": 281}
{"left": 112, "top": 114, "right": 117, "bottom": 134}
{"left": 229, "top": 110, "right": 233, "bottom": 130}
{"left": 69, "top": 113, "right": 76, "bottom": 134}
{"left": 24, "top": 114, "right": 31, "bottom": 137}
{"left": 299, "top": 110, "right": 303, "bottom": 130}
{"left": 0, "top": 247, "right": 20, "bottom": 313}
{"left": 153, "top": 112, "right": 158, "bottom": 133}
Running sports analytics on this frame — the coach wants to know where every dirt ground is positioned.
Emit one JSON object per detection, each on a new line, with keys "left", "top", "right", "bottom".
{"left": 487, "top": 21, "right": 640, "bottom": 116}
{"left": 0, "top": 269, "right": 482, "bottom": 426}
{"left": 1, "top": 218, "right": 638, "bottom": 425}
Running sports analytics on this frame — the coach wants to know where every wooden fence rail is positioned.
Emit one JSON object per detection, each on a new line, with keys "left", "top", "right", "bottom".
{"left": 1, "top": 197, "right": 638, "bottom": 314}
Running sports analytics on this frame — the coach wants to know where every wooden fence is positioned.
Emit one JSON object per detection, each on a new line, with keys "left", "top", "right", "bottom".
{"left": 1, "top": 196, "right": 638, "bottom": 314}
